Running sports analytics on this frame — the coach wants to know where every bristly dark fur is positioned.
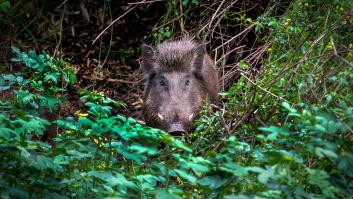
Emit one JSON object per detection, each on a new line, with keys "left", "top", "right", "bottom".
{"left": 154, "top": 37, "right": 198, "bottom": 72}
{"left": 141, "top": 37, "right": 204, "bottom": 74}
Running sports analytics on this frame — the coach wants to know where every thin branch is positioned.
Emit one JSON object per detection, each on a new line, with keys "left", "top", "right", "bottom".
{"left": 198, "top": 0, "right": 239, "bottom": 35}
{"left": 106, "top": 78, "right": 135, "bottom": 84}
{"left": 179, "top": 0, "right": 185, "bottom": 32}
{"left": 213, "top": 24, "right": 255, "bottom": 52}
{"left": 128, "top": 0, "right": 163, "bottom": 5}
{"left": 240, "top": 72, "right": 284, "bottom": 102}
{"left": 216, "top": 45, "right": 246, "bottom": 65}
{"left": 330, "top": 37, "right": 353, "bottom": 67}
{"left": 92, "top": 4, "right": 138, "bottom": 45}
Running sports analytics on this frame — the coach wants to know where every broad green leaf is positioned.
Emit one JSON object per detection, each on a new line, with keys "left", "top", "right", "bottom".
{"left": 198, "top": 175, "right": 228, "bottom": 189}
{"left": 156, "top": 190, "right": 182, "bottom": 199}
{"left": 174, "top": 169, "right": 197, "bottom": 184}
{"left": 129, "top": 144, "right": 159, "bottom": 155}
{"left": 220, "top": 162, "right": 248, "bottom": 176}
{"left": 78, "top": 117, "right": 93, "bottom": 126}
{"left": 33, "top": 155, "right": 64, "bottom": 173}
{"left": 67, "top": 150, "right": 94, "bottom": 159}
{"left": 315, "top": 147, "right": 338, "bottom": 159}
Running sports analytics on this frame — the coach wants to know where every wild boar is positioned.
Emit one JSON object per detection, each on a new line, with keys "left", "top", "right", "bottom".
{"left": 140, "top": 37, "right": 219, "bottom": 133}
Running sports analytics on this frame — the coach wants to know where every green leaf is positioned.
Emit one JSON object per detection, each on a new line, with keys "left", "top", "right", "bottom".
{"left": 259, "top": 126, "right": 289, "bottom": 140}
{"left": 13, "top": 116, "right": 50, "bottom": 136}
{"left": 258, "top": 171, "right": 271, "bottom": 184}
{"left": 282, "top": 101, "right": 296, "bottom": 112}
{"left": 255, "top": 22, "right": 264, "bottom": 32}
{"left": 111, "top": 141, "right": 145, "bottom": 164}
{"left": 156, "top": 190, "right": 182, "bottom": 199}
{"left": 239, "top": 60, "right": 249, "bottom": 70}
{"left": 108, "top": 173, "right": 137, "bottom": 189}
{"left": 0, "top": 128, "right": 15, "bottom": 140}
{"left": 129, "top": 144, "right": 159, "bottom": 156}
{"left": 54, "top": 155, "right": 71, "bottom": 165}
{"left": 174, "top": 169, "right": 197, "bottom": 184}
{"left": 134, "top": 174, "right": 162, "bottom": 189}
{"left": 314, "top": 124, "right": 326, "bottom": 133}
{"left": 78, "top": 117, "right": 93, "bottom": 126}
{"left": 268, "top": 19, "right": 279, "bottom": 29}
{"left": 46, "top": 96, "right": 61, "bottom": 111}
{"left": 0, "top": 85, "right": 10, "bottom": 91}
{"left": 219, "top": 162, "right": 248, "bottom": 176}
{"left": 246, "top": 167, "right": 265, "bottom": 174}
{"left": 198, "top": 175, "right": 228, "bottom": 189}
{"left": 0, "top": 1, "right": 11, "bottom": 13}
{"left": 67, "top": 150, "right": 94, "bottom": 159}
{"left": 68, "top": 69, "right": 77, "bottom": 83}
{"left": 172, "top": 139, "right": 192, "bottom": 152}
{"left": 44, "top": 72, "right": 59, "bottom": 84}
{"left": 31, "top": 80, "right": 44, "bottom": 92}
{"left": 33, "top": 155, "right": 64, "bottom": 173}
{"left": 314, "top": 147, "right": 338, "bottom": 159}
{"left": 87, "top": 170, "right": 115, "bottom": 182}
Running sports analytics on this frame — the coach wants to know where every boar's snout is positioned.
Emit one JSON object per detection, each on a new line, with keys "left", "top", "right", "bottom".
{"left": 168, "top": 123, "right": 186, "bottom": 134}
{"left": 157, "top": 110, "right": 194, "bottom": 134}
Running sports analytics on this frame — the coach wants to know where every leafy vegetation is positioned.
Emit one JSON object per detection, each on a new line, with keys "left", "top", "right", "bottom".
{"left": 1, "top": 0, "right": 353, "bottom": 198}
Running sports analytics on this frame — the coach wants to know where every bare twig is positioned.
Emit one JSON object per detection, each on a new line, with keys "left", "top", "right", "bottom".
{"left": 80, "top": 2, "right": 90, "bottom": 22}
{"left": 216, "top": 45, "right": 246, "bottom": 65}
{"left": 198, "top": 0, "right": 239, "bottom": 35}
{"left": 54, "top": 1, "right": 67, "bottom": 57}
{"left": 128, "top": 0, "right": 163, "bottom": 5}
{"left": 179, "top": 0, "right": 185, "bottom": 32}
{"left": 240, "top": 72, "right": 284, "bottom": 100}
{"left": 93, "top": 0, "right": 167, "bottom": 44}
{"left": 213, "top": 24, "right": 255, "bottom": 52}
{"left": 92, "top": 4, "right": 138, "bottom": 45}
{"left": 221, "top": 42, "right": 270, "bottom": 89}
{"left": 330, "top": 37, "right": 353, "bottom": 67}
{"left": 106, "top": 78, "right": 135, "bottom": 84}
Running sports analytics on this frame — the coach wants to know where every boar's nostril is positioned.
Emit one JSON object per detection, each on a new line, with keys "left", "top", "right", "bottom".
{"left": 170, "top": 100, "right": 178, "bottom": 106}
{"left": 158, "top": 113, "right": 164, "bottom": 120}
{"left": 168, "top": 123, "right": 186, "bottom": 134}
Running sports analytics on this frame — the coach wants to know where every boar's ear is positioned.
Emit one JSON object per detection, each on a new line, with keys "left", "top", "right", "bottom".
{"left": 192, "top": 43, "right": 207, "bottom": 73}
{"left": 141, "top": 44, "right": 158, "bottom": 74}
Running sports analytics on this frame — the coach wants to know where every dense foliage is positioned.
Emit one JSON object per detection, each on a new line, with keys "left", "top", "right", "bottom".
{"left": 1, "top": 0, "right": 352, "bottom": 198}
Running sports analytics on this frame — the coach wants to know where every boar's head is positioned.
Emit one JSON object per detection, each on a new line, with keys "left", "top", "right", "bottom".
{"left": 140, "top": 38, "right": 218, "bottom": 134}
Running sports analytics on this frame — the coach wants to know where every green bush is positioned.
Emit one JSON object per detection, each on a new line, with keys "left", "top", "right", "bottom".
{"left": 0, "top": 48, "right": 205, "bottom": 198}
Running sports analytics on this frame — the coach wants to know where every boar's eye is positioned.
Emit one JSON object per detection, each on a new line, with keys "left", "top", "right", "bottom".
{"left": 185, "top": 79, "right": 190, "bottom": 86}
{"left": 159, "top": 79, "right": 166, "bottom": 87}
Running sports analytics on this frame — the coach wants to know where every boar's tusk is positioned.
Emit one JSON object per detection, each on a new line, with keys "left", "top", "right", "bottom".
{"left": 158, "top": 113, "right": 164, "bottom": 120}
{"left": 188, "top": 113, "right": 194, "bottom": 120}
